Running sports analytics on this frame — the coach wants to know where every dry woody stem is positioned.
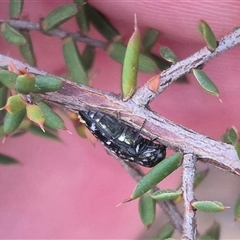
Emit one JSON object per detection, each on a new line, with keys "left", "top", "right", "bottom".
{"left": 0, "top": 21, "right": 240, "bottom": 237}
{"left": 0, "top": 19, "right": 108, "bottom": 49}
{"left": 0, "top": 46, "right": 240, "bottom": 176}
{"left": 182, "top": 153, "right": 197, "bottom": 240}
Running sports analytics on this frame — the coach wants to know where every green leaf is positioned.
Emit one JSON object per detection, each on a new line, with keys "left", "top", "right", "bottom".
{"left": 4, "top": 95, "right": 26, "bottom": 114}
{"left": 33, "top": 75, "right": 62, "bottom": 93}
{"left": 0, "top": 153, "right": 19, "bottom": 165}
{"left": 227, "top": 127, "right": 238, "bottom": 144}
{"left": 122, "top": 16, "right": 141, "bottom": 100}
{"left": 82, "top": 45, "right": 96, "bottom": 71}
{"left": 138, "top": 193, "right": 156, "bottom": 227}
{"left": 108, "top": 42, "right": 158, "bottom": 73}
{"left": 62, "top": 37, "right": 88, "bottom": 84}
{"left": 26, "top": 104, "right": 45, "bottom": 132}
{"left": 150, "top": 189, "right": 182, "bottom": 201}
{"left": 1, "top": 23, "right": 27, "bottom": 45}
{"left": 9, "top": 0, "right": 24, "bottom": 18}
{"left": 198, "top": 20, "right": 217, "bottom": 51}
{"left": 192, "top": 69, "right": 219, "bottom": 97}
{"left": 36, "top": 102, "right": 66, "bottom": 130}
{"left": 87, "top": 4, "right": 120, "bottom": 42}
{"left": 0, "top": 124, "right": 4, "bottom": 138}
{"left": 0, "top": 86, "right": 8, "bottom": 119}
{"left": 143, "top": 28, "right": 159, "bottom": 52}
{"left": 192, "top": 201, "right": 226, "bottom": 212}
{"left": 19, "top": 31, "right": 36, "bottom": 66}
{"left": 41, "top": 3, "right": 79, "bottom": 31}
{"left": 4, "top": 108, "right": 26, "bottom": 135}
{"left": 11, "top": 118, "right": 31, "bottom": 137}
{"left": 159, "top": 46, "right": 178, "bottom": 63}
{"left": 75, "top": 1, "right": 90, "bottom": 34}
{"left": 131, "top": 153, "right": 182, "bottom": 200}
{"left": 221, "top": 131, "right": 231, "bottom": 143}
{"left": 0, "top": 69, "right": 18, "bottom": 88}
{"left": 16, "top": 73, "right": 36, "bottom": 93}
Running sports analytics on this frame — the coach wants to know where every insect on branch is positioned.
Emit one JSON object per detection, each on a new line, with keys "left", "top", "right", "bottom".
{"left": 0, "top": 52, "right": 240, "bottom": 176}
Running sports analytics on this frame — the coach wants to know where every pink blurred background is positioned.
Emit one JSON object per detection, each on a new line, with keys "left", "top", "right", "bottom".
{"left": 0, "top": 1, "right": 240, "bottom": 239}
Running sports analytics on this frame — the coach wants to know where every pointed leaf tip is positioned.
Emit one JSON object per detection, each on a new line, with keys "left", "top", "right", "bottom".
{"left": 192, "top": 69, "right": 219, "bottom": 97}
{"left": 26, "top": 104, "right": 45, "bottom": 131}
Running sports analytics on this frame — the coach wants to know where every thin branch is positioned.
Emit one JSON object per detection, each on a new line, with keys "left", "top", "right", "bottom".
{"left": 132, "top": 28, "right": 240, "bottom": 105}
{"left": 1, "top": 19, "right": 240, "bottom": 237}
{"left": 182, "top": 153, "right": 197, "bottom": 240}
{"left": 0, "top": 19, "right": 108, "bottom": 50}
{"left": 120, "top": 161, "right": 183, "bottom": 233}
{"left": 0, "top": 53, "right": 240, "bottom": 176}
